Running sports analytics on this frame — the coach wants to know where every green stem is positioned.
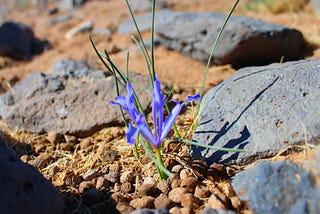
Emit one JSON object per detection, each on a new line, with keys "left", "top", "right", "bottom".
{"left": 155, "top": 147, "right": 167, "bottom": 180}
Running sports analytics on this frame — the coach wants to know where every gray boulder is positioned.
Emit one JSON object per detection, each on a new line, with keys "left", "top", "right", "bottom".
{"left": 311, "top": 0, "right": 320, "bottom": 15}
{"left": 0, "top": 137, "right": 65, "bottom": 213}
{"left": 191, "top": 59, "right": 320, "bottom": 165}
{"left": 0, "top": 21, "right": 50, "bottom": 60}
{"left": 117, "top": 10, "right": 174, "bottom": 34}
{"left": 232, "top": 160, "right": 320, "bottom": 214}
{"left": 156, "top": 11, "right": 306, "bottom": 67}
{"left": 128, "top": 0, "right": 167, "bottom": 12}
{"left": 0, "top": 59, "right": 153, "bottom": 137}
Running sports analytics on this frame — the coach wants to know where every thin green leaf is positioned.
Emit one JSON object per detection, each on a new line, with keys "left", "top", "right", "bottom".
{"left": 196, "top": 0, "right": 240, "bottom": 125}
{"left": 166, "top": 137, "right": 246, "bottom": 153}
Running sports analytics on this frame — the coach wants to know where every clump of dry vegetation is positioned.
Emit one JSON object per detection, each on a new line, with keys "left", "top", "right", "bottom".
{"left": 244, "top": 0, "right": 311, "bottom": 13}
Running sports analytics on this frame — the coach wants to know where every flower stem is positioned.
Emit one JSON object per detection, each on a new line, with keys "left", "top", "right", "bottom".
{"left": 155, "top": 147, "right": 167, "bottom": 180}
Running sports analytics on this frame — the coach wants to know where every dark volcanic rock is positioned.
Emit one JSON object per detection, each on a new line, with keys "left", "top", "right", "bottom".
{"left": 0, "top": 21, "right": 50, "bottom": 60}
{"left": 117, "top": 10, "right": 173, "bottom": 34}
{"left": 191, "top": 59, "right": 320, "bottom": 165}
{"left": 128, "top": 0, "right": 167, "bottom": 12}
{"left": 232, "top": 160, "right": 320, "bottom": 214}
{"left": 0, "top": 139, "right": 64, "bottom": 213}
{"left": 156, "top": 11, "right": 306, "bottom": 67}
{"left": 0, "top": 59, "right": 153, "bottom": 137}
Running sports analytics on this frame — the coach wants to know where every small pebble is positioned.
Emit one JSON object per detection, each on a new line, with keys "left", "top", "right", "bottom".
{"left": 116, "top": 202, "right": 134, "bottom": 213}
{"left": 28, "top": 153, "right": 53, "bottom": 169}
{"left": 168, "top": 187, "right": 187, "bottom": 203}
{"left": 109, "top": 163, "right": 122, "bottom": 172}
{"left": 121, "top": 182, "right": 133, "bottom": 194}
{"left": 171, "top": 164, "right": 183, "bottom": 173}
{"left": 143, "top": 176, "right": 155, "bottom": 185}
{"left": 120, "top": 171, "right": 134, "bottom": 183}
{"left": 169, "top": 207, "right": 181, "bottom": 214}
{"left": 79, "top": 181, "right": 94, "bottom": 193}
{"left": 181, "top": 193, "right": 200, "bottom": 209}
{"left": 47, "top": 131, "right": 64, "bottom": 144}
{"left": 157, "top": 180, "right": 170, "bottom": 194}
{"left": 65, "top": 172, "right": 82, "bottom": 187}
{"left": 96, "top": 176, "right": 109, "bottom": 190}
{"left": 181, "top": 176, "right": 198, "bottom": 193}
{"left": 137, "top": 183, "right": 157, "bottom": 196}
{"left": 80, "top": 137, "right": 93, "bottom": 150}
{"left": 83, "top": 169, "right": 98, "bottom": 181}
{"left": 64, "top": 135, "right": 78, "bottom": 144}
{"left": 171, "top": 178, "right": 181, "bottom": 189}
{"left": 129, "top": 196, "right": 154, "bottom": 209}
{"left": 180, "top": 168, "right": 193, "bottom": 180}
{"left": 106, "top": 171, "right": 120, "bottom": 183}
{"left": 154, "top": 194, "right": 174, "bottom": 209}
{"left": 180, "top": 207, "right": 192, "bottom": 214}
{"left": 194, "top": 185, "right": 211, "bottom": 198}
{"left": 111, "top": 192, "right": 126, "bottom": 203}
{"left": 207, "top": 193, "right": 229, "bottom": 210}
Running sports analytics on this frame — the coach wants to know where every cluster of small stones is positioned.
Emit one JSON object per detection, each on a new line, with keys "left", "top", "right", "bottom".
{"left": 16, "top": 130, "right": 245, "bottom": 213}
{"left": 79, "top": 161, "right": 243, "bottom": 213}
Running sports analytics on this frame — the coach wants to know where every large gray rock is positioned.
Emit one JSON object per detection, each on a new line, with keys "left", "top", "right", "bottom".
{"left": 117, "top": 10, "right": 174, "bottom": 34}
{"left": 191, "top": 59, "right": 320, "bottom": 165}
{"left": 0, "top": 138, "right": 65, "bottom": 213}
{"left": 128, "top": 0, "right": 167, "bottom": 12}
{"left": 0, "top": 59, "right": 153, "bottom": 137}
{"left": 156, "top": 11, "right": 306, "bottom": 67}
{"left": 231, "top": 160, "right": 320, "bottom": 214}
{"left": 311, "top": 0, "right": 320, "bottom": 15}
{"left": 0, "top": 21, "right": 50, "bottom": 60}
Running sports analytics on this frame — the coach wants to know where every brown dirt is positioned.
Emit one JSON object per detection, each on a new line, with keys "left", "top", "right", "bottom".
{"left": 0, "top": 0, "right": 319, "bottom": 213}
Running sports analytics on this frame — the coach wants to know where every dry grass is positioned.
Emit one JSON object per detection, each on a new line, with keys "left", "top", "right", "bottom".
{"left": 244, "top": 0, "right": 311, "bottom": 14}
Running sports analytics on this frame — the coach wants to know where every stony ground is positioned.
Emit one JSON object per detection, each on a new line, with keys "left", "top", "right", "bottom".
{"left": 1, "top": 0, "right": 320, "bottom": 213}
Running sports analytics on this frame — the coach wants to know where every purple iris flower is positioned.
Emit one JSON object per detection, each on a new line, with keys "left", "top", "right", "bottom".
{"left": 110, "top": 76, "right": 200, "bottom": 148}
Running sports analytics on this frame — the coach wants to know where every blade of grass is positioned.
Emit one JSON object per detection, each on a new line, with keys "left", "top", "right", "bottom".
{"left": 150, "top": 0, "right": 156, "bottom": 81}
{"left": 166, "top": 137, "right": 246, "bottom": 153}
{"left": 196, "top": 0, "right": 240, "bottom": 123}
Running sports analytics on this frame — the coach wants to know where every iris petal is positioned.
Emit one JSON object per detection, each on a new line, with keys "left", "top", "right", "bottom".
{"left": 152, "top": 76, "right": 165, "bottom": 143}
{"left": 126, "top": 123, "right": 139, "bottom": 145}
{"left": 161, "top": 103, "right": 183, "bottom": 141}
{"left": 135, "top": 115, "right": 158, "bottom": 147}
{"left": 161, "top": 94, "right": 200, "bottom": 141}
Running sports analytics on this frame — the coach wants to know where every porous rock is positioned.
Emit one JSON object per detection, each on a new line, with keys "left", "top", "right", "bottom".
{"left": 0, "top": 59, "right": 153, "bottom": 137}
{"left": 232, "top": 160, "right": 320, "bottom": 214}
{"left": 128, "top": 0, "right": 167, "bottom": 12}
{"left": 117, "top": 10, "right": 173, "bottom": 34}
{"left": 156, "top": 11, "right": 305, "bottom": 67}
{"left": 0, "top": 138, "right": 64, "bottom": 213}
{"left": 0, "top": 21, "right": 50, "bottom": 60}
{"left": 192, "top": 59, "right": 320, "bottom": 165}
